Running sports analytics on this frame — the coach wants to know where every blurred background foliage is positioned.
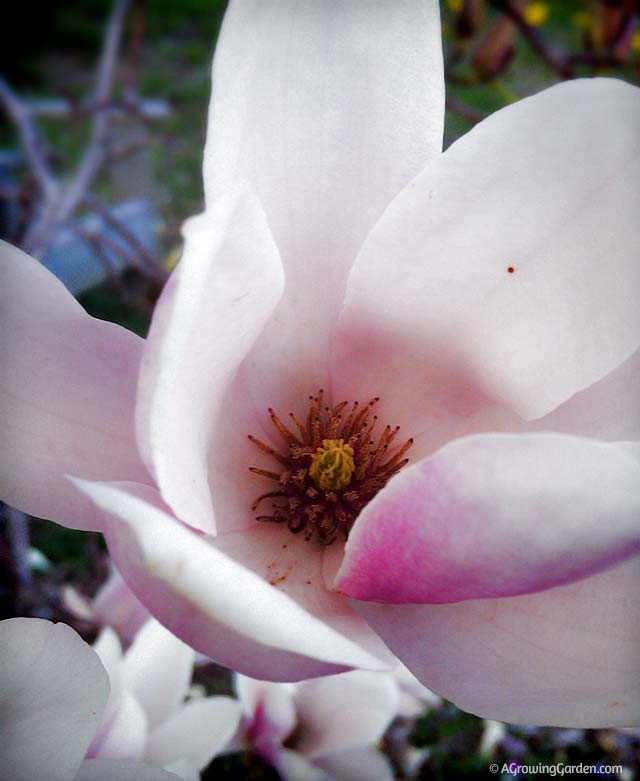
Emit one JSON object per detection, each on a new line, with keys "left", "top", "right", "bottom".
{"left": 1, "top": 1, "right": 639, "bottom": 778}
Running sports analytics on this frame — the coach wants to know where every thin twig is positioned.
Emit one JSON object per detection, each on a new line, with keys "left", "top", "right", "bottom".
{"left": 24, "top": 96, "right": 169, "bottom": 121}
{"left": 23, "top": 0, "right": 132, "bottom": 258}
{"left": 446, "top": 95, "right": 485, "bottom": 124}
{"left": 488, "top": 0, "right": 575, "bottom": 78}
{"left": 0, "top": 77, "right": 58, "bottom": 199}
{"left": 83, "top": 193, "right": 168, "bottom": 285}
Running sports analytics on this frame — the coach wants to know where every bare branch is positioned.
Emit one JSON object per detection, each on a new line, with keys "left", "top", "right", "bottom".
{"left": 83, "top": 193, "right": 168, "bottom": 285}
{"left": 487, "top": 0, "right": 575, "bottom": 78}
{"left": 23, "top": 0, "right": 132, "bottom": 258}
{"left": 23, "top": 96, "right": 170, "bottom": 121}
{"left": 446, "top": 95, "right": 485, "bottom": 125}
{"left": 0, "top": 77, "right": 58, "bottom": 199}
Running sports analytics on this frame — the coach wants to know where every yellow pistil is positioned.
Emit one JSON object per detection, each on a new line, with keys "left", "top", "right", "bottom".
{"left": 309, "top": 438, "right": 355, "bottom": 491}
{"left": 248, "top": 390, "right": 413, "bottom": 545}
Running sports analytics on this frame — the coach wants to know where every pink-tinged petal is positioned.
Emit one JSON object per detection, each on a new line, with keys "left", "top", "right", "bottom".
{"left": 315, "top": 749, "right": 394, "bottom": 781}
{"left": 121, "top": 620, "right": 195, "bottom": 729}
{"left": 75, "top": 760, "right": 179, "bottom": 781}
{"left": 0, "top": 240, "right": 149, "bottom": 530}
{"left": 334, "top": 78, "right": 640, "bottom": 424}
{"left": 93, "top": 569, "right": 150, "bottom": 642}
{"left": 0, "top": 618, "right": 109, "bottom": 781}
{"left": 73, "top": 479, "right": 387, "bottom": 681}
{"left": 145, "top": 697, "right": 242, "bottom": 771}
{"left": 136, "top": 187, "right": 284, "bottom": 534}
{"left": 531, "top": 347, "right": 640, "bottom": 440}
{"left": 354, "top": 557, "right": 640, "bottom": 727}
{"left": 293, "top": 671, "right": 399, "bottom": 759}
{"left": 336, "top": 433, "right": 640, "bottom": 604}
{"left": 235, "top": 675, "right": 296, "bottom": 750}
{"left": 204, "top": 0, "right": 445, "bottom": 410}
{"left": 87, "top": 691, "right": 148, "bottom": 762}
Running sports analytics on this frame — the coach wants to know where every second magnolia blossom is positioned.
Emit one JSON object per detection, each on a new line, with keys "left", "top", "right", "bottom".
{"left": 1, "top": 0, "right": 639, "bottom": 727}
{"left": 230, "top": 667, "right": 437, "bottom": 781}
{"left": 87, "top": 619, "right": 241, "bottom": 780}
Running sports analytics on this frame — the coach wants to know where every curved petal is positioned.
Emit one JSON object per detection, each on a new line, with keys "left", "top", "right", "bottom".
{"left": 136, "top": 187, "right": 284, "bottom": 534}
{"left": 212, "top": 524, "right": 393, "bottom": 662}
{"left": 334, "top": 78, "right": 640, "bottom": 425}
{"left": 87, "top": 691, "right": 148, "bottom": 762}
{"left": 393, "top": 665, "right": 441, "bottom": 716}
{"left": 204, "top": 0, "right": 445, "bottom": 410}
{"left": 121, "top": 620, "right": 195, "bottom": 729}
{"left": 91, "top": 627, "right": 125, "bottom": 734}
{"left": 531, "top": 347, "right": 640, "bottom": 441}
{"left": 354, "top": 557, "right": 640, "bottom": 727}
{"left": 75, "top": 760, "right": 179, "bottom": 781}
{"left": 0, "top": 618, "right": 109, "bottom": 781}
{"left": 277, "top": 750, "right": 330, "bottom": 781}
{"left": 145, "top": 697, "right": 242, "bottom": 771}
{"left": 93, "top": 569, "right": 150, "bottom": 642}
{"left": 73, "top": 479, "right": 387, "bottom": 681}
{"left": 0, "top": 240, "right": 148, "bottom": 530}
{"left": 293, "top": 671, "right": 398, "bottom": 759}
{"left": 92, "top": 626, "right": 123, "bottom": 681}
{"left": 235, "top": 676, "right": 296, "bottom": 752}
{"left": 315, "top": 749, "right": 394, "bottom": 781}
{"left": 335, "top": 434, "right": 640, "bottom": 604}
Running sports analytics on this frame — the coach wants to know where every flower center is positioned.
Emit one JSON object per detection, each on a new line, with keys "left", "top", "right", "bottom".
{"left": 248, "top": 389, "right": 413, "bottom": 545}
{"left": 309, "top": 439, "right": 355, "bottom": 491}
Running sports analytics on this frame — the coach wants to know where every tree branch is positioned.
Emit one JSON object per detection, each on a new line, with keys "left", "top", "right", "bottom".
{"left": 22, "top": 0, "right": 132, "bottom": 258}
{"left": 0, "top": 77, "right": 58, "bottom": 199}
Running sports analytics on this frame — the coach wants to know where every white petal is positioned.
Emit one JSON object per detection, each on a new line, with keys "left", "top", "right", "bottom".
{"left": 0, "top": 618, "right": 109, "bottom": 781}
{"left": 334, "top": 78, "right": 640, "bottom": 423}
{"left": 532, "top": 347, "right": 640, "bottom": 440}
{"left": 204, "top": 0, "right": 445, "bottom": 412}
{"left": 161, "top": 760, "right": 200, "bottom": 781}
{"left": 74, "top": 479, "right": 387, "bottom": 681}
{"left": 145, "top": 697, "right": 242, "bottom": 771}
{"left": 87, "top": 691, "right": 148, "bottom": 761}
{"left": 0, "top": 240, "right": 148, "bottom": 530}
{"left": 136, "top": 187, "right": 284, "bottom": 534}
{"left": 315, "top": 749, "right": 394, "bottom": 781}
{"left": 277, "top": 750, "right": 331, "bottom": 781}
{"left": 122, "top": 619, "right": 195, "bottom": 729}
{"left": 293, "top": 671, "right": 399, "bottom": 759}
{"left": 354, "top": 557, "right": 640, "bottom": 727}
{"left": 75, "top": 759, "right": 179, "bottom": 781}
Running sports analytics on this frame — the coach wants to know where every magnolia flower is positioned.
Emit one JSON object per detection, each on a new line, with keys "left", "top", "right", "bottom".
{"left": 86, "top": 618, "right": 240, "bottom": 781}
{"left": 0, "top": 617, "right": 177, "bottom": 781}
{"left": 231, "top": 669, "right": 405, "bottom": 781}
{"left": 1, "top": 0, "right": 640, "bottom": 727}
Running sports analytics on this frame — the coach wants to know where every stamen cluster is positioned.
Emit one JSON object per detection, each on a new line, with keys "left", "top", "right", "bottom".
{"left": 248, "top": 389, "right": 413, "bottom": 545}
